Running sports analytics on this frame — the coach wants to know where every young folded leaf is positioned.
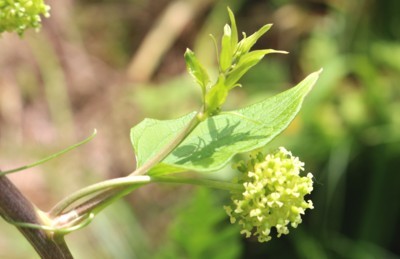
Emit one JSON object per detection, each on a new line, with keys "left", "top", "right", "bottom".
{"left": 204, "top": 75, "right": 228, "bottom": 116}
{"left": 225, "top": 49, "right": 287, "bottom": 89}
{"left": 227, "top": 7, "right": 238, "bottom": 50}
{"left": 184, "top": 48, "right": 210, "bottom": 97}
{"left": 220, "top": 24, "right": 233, "bottom": 72}
{"left": 235, "top": 24, "right": 272, "bottom": 59}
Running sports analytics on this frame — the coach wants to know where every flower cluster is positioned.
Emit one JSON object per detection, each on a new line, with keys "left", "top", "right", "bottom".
{"left": 0, "top": 0, "right": 50, "bottom": 35}
{"left": 224, "top": 147, "right": 314, "bottom": 242}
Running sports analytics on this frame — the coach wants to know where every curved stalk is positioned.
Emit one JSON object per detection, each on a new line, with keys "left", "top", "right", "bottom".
{"left": 49, "top": 174, "right": 242, "bottom": 229}
{"left": 68, "top": 176, "right": 242, "bottom": 220}
{"left": 49, "top": 109, "right": 214, "bottom": 233}
{"left": 49, "top": 176, "right": 152, "bottom": 217}
{"left": 152, "top": 176, "right": 242, "bottom": 192}
{"left": 0, "top": 130, "right": 97, "bottom": 176}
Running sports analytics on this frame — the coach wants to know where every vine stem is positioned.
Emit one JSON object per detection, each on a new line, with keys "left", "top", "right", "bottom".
{"left": 0, "top": 129, "right": 97, "bottom": 177}
{"left": 49, "top": 110, "right": 205, "bottom": 219}
{"left": 50, "top": 175, "right": 242, "bottom": 224}
{"left": 48, "top": 176, "right": 152, "bottom": 217}
{"left": 0, "top": 176, "right": 73, "bottom": 258}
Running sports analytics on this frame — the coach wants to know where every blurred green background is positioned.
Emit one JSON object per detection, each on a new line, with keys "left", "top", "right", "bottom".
{"left": 1, "top": 0, "right": 399, "bottom": 258}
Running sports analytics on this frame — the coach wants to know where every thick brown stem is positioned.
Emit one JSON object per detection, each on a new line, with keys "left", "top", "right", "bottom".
{"left": 0, "top": 175, "right": 73, "bottom": 258}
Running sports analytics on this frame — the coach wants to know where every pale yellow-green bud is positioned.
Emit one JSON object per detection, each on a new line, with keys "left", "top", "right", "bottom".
{"left": 225, "top": 147, "right": 314, "bottom": 242}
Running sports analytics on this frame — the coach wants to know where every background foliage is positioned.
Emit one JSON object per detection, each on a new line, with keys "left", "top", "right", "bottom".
{"left": 0, "top": 0, "right": 399, "bottom": 258}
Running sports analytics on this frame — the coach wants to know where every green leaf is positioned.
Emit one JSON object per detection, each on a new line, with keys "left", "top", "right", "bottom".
{"left": 130, "top": 70, "right": 322, "bottom": 175}
{"left": 184, "top": 48, "right": 210, "bottom": 95}
{"left": 131, "top": 111, "right": 197, "bottom": 168}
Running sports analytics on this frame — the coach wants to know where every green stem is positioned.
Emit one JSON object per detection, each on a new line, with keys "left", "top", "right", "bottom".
{"left": 49, "top": 174, "right": 241, "bottom": 226}
{"left": 49, "top": 109, "right": 207, "bottom": 226}
{"left": 70, "top": 176, "right": 242, "bottom": 219}
{"left": 152, "top": 176, "right": 242, "bottom": 192}
{"left": 48, "top": 176, "right": 152, "bottom": 217}
{"left": 0, "top": 130, "right": 97, "bottom": 176}
{"left": 9, "top": 212, "right": 95, "bottom": 235}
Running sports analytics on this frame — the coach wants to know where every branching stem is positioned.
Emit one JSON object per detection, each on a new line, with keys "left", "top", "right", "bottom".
{"left": 50, "top": 109, "right": 205, "bottom": 220}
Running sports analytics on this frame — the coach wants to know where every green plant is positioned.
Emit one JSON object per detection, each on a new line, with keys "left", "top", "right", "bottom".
{"left": 0, "top": 4, "right": 321, "bottom": 258}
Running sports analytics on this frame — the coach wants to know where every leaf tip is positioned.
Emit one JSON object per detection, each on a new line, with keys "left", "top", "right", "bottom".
{"left": 184, "top": 48, "right": 193, "bottom": 55}
{"left": 269, "top": 49, "right": 289, "bottom": 55}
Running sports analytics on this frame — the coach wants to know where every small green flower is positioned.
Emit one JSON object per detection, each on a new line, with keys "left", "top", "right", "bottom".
{"left": 0, "top": 0, "right": 50, "bottom": 35}
{"left": 224, "top": 147, "right": 314, "bottom": 242}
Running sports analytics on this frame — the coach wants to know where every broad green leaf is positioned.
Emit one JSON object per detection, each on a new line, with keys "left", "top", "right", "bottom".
{"left": 184, "top": 48, "right": 210, "bottom": 95}
{"left": 131, "top": 70, "right": 322, "bottom": 176}
{"left": 131, "top": 111, "right": 196, "bottom": 169}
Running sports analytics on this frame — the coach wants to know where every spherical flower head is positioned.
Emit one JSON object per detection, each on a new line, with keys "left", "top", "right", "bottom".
{"left": 0, "top": 0, "right": 50, "bottom": 35}
{"left": 224, "top": 147, "right": 314, "bottom": 242}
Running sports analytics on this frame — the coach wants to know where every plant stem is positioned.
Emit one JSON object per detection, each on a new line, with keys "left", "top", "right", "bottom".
{"left": 0, "top": 129, "right": 97, "bottom": 176}
{"left": 49, "top": 174, "right": 242, "bottom": 230}
{"left": 49, "top": 110, "right": 206, "bottom": 227}
{"left": 49, "top": 176, "right": 151, "bottom": 217}
{"left": 152, "top": 176, "right": 243, "bottom": 191}
{"left": 0, "top": 176, "right": 73, "bottom": 258}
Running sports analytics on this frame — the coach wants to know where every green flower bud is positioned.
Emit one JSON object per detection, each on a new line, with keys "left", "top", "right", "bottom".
{"left": 0, "top": 0, "right": 50, "bottom": 35}
{"left": 224, "top": 147, "right": 314, "bottom": 242}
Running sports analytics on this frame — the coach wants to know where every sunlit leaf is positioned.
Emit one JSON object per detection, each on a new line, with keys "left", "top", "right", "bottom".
{"left": 131, "top": 70, "right": 321, "bottom": 176}
{"left": 131, "top": 111, "right": 196, "bottom": 169}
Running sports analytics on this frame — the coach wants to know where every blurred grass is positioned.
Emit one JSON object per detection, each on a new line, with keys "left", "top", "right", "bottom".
{"left": 1, "top": 0, "right": 400, "bottom": 258}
